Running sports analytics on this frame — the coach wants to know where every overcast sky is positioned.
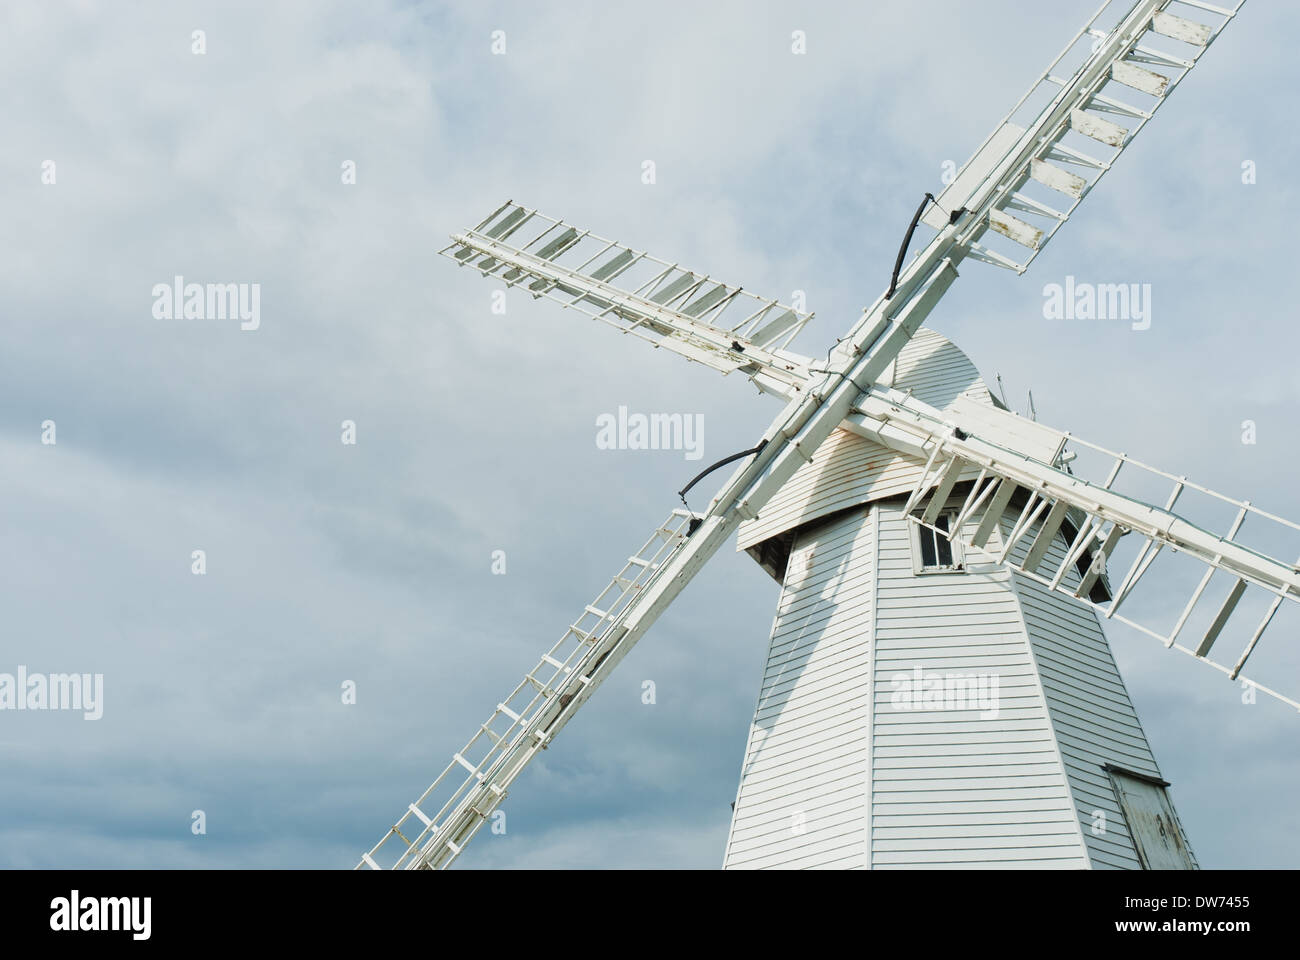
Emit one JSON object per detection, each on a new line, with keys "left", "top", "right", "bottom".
{"left": 2, "top": 0, "right": 1297, "bottom": 869}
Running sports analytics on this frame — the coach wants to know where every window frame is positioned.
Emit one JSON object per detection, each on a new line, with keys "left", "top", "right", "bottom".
{"left": 910, "top": 510, "right": 966, "bottom": 575}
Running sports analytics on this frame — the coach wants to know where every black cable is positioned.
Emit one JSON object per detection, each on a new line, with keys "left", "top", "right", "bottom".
{"left": 886, "top": 192, "right": 935, "bottom": 300}
{"left": 677, "top": 193, "right": 948, "bottom": 528}
{"left": 677, "top": 440, "right": 769, "bottom": 519}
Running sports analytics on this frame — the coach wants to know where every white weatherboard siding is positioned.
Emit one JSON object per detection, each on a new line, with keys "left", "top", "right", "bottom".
{"left": 884, "top": 325, "right": 994, "bottom": 409}
{"left": 724, "top": 507, "right": 874, "bottom": 869}
{"left": 736, "top": 429, "right": 923, "bottom": 551}
{"left": 727, "top": 326, "right": 1195, "bottom": 868}
{"left": 737, "top": 327, "right": 993, "bottom": 552}
{"left": 998, "top": 513, "right": 1197, "bottom": 869}
{"left": 1015, "top": 576, "right": 1154, "bottom": 868}
{"left": 869, "top": 499, "right": 1087, "bottom": 869}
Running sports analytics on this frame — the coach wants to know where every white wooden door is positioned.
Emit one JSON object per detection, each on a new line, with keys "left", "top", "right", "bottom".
{"left": 1106, "top": 767, "right": 1196, "bottom": 869}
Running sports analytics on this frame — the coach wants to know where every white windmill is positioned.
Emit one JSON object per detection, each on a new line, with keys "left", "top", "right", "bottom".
{"left": 360, "top": 0, "right": 1292, "bottom": 870}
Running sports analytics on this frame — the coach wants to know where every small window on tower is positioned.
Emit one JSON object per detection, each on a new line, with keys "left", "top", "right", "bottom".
{"left": 911, "top": 512, "right": 965, "bottom": 574}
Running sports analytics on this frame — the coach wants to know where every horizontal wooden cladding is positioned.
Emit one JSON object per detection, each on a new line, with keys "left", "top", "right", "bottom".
{"left": 757, "top": 642, "right": 871, "bottom": 702}
{"left": 873, "top": 672, "right": 1041, "bottom": 696}
{"left": 724, "top": 509, "right": 874, "bottom": 870}
{"left": 727, "top": 838, "right": 867, "bottom": 870}
{"left": 872, "top": 797, "right": 1076, "bottom": 817}
{"left": 874, "top": 701, "right": 1044, "bottom": 724}
{"left": 874, "top": 762, "right": 1067, "bottom": 782}
{"left": 1012, "top": 568, "right": 1179, "bottom": 868}
{"left": 870, "top": 500, "right": 1083, "bottom": 868}
{"left": 749, "top": 680, "right": 865, "bottom": 730}
{"left": 730, "top": 779, "right": 865, "bottom": 831}
{"left": 729, "top": 786, "right": 865, "bottom": 838}
{"left": 725, "top": 474, "right": 1184, "bottom": 870}
{"left": 997, "top": 518, "right": 1167, "bottom": 868}
{"left": 873, "top": 786, "right": 1071, "bottom": 806}
{"left": 873, "top": 715, "right": 1046, "bottom": 737}
{"left": 873, "top": 748, "right": 1061, "bottom": 769}
{"left": 873, "top": 850, "right": 1088, "bottom": 867}
{"left": 874, "top": 859, "right": 1086, "bottom": 869}
{"left": 737, "top": 326, "right": 994, "bottom": 552}
{"left": 873, "top": 810, "right": 1077, "bottom": 830}
{"left": 887, "top": 327, "right": 995, "bottom": 410}
{"left": 873, "top": 834, "right": 1085, "bottom": 852}
{"left": 736, "top": 745, "right": 868, "bottom": 798}
{"left": 740, "top": 720, "right": 866, "bottom": 777}
{"left": 873, "top": 730, "right": 1056, "bottom": 752}
{"left": 736, "top": 430, "right": 920, "bottom": 550}
{"left": 775, "top": 570, "right": 873, "bottom": 622}
{"left": 873, "top": 774, "right": 1069, "bottom": 793}
{"left": 752, "top": 644, "right": 870, "bottom": 707}
{"left": 873, "top": 645, "right": 1040, "bottom": 667}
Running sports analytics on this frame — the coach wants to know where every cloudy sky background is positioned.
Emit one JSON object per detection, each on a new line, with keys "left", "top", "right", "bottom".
{"left": 1, "top": 0, "right": 1296, "bottom": 869}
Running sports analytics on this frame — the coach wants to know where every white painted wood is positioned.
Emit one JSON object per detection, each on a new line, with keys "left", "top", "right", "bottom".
{"left": 1151, "top": 10, "right": 1212, "bottom": 46}
{"left": 1107, "top": 769, "right": 1197, "bottom": 868}
{"left": 386, "top": 0, "right": 1252, "bottom": 871}
{"left": 920, "top": 121, "right": 1026, "bottom": 231}
{"left": 888, "top": 327, "right": 995, "bottom": 409}
{"left": 724, "top": 507, "right": 875, "bottom": 869}
{"left": 729, "top": 434, "right": 1197, "bottom": 868}
{"left": 1111, "top": 60, "right": 1169, "bottom": 97}
{"left": 1006, "top": 505, "right": 1196, "bottom": 869}
{"left": 946, "top": 394, "right": 1067, "bottom": 465}
{"left": 737, "top": 328, "right": 992, "bottom": 551}
{"left": 989, "top": 209, "right": 1044, "bottom": 250}
{"left": 1029, "top": 159, "right": 1087, "bottom": 198}
{"left": 869, "top": 499, "right": 1088, "bottom": 868}
{"left": 1069, "top": 108, "right": 1129, "bottom": 146}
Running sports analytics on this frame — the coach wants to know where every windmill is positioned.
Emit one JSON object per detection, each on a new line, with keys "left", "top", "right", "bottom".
{"left": 359, "top": 0, "right": 1291, "bottom": 869}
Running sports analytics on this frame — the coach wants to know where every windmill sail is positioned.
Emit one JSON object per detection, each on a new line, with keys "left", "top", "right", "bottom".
{"left": 440, "top": 2, "right": 1246, "bottom": 400}
{"left": 360, "top": 222, "right": 961, "bottom": 867}
{"left": 853, "top": 387, "right": 1300, "bottom": 709}
{"left": 360, "top": 510, "right": 700, "bottom": 870}
{"left": 441, "top": 201, "right": 815, "bottom": 399}
{"left": 925, "top": 0, "right": 1244, "bottom": 275}
{"left": 361, "top": 0, "right": 1263, "bottom": 870}
{"left": 723, "top": 331, "right": 1202, "bottom": 869}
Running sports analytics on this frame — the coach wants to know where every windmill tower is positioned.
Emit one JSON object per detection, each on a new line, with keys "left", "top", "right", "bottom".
{"left": 722, "top": 329, "right": 1192, "bottom": 869}
{"left": 358, "top": 0, "right": 1297, "bottom": 871}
